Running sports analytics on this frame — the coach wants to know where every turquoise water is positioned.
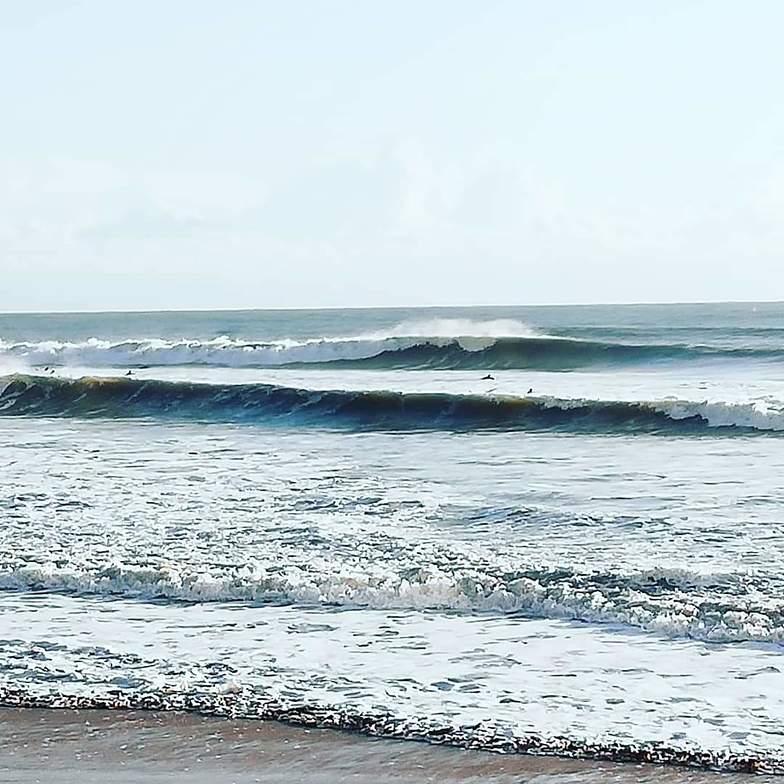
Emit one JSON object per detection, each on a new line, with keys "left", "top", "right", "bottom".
{"left": 1, "top": 303, "right": 783, "bottom": 770}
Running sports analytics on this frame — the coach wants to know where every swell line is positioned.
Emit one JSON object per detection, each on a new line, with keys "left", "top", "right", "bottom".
{"left": 2, "top": 334, "right": 782, "bottom": 371}
{"left": 1, "top": 374, "right": 782, "bottom": 434}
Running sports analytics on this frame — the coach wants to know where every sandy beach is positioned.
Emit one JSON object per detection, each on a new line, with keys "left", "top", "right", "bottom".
{"left": 0, "top": 708, "right": 775, "bottom": 784}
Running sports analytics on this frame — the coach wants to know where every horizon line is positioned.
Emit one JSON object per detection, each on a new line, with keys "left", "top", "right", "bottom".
{"left": 1, "top": 298, "right": 782, "bottom": 317}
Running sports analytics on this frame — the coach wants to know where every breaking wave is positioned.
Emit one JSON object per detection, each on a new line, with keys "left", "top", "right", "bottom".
{"left": 1, "top": 374, "right": 782, "bottom": 433}
{"left": 2, "top": 331, "right": 781, "bottom": 372}
{"left": 1, "top": 561, "right": 782, "bottom": 645}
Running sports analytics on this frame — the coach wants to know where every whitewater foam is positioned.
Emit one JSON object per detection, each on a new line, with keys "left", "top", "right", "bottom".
{"left": 377, "top": 317, "right": 542, "bottom": 339}
{"left": 1, "top": 561, "right": 781, "bottom": 644}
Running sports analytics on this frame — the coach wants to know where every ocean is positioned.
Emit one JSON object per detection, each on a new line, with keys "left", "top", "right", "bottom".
{"left": 1, "top": 303, "right": 783, "bottom": 773}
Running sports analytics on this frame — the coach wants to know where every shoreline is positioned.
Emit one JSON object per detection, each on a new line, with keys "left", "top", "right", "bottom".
{"left": 2, "top": 689, "right": 782, "bottom": 776}
{"left": 1, "top": 707, "right": 778, "bottom": 784}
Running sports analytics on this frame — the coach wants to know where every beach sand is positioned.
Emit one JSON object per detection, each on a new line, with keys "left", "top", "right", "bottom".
{"left": 0, "top": 708, "right": 773, "bottom": 784}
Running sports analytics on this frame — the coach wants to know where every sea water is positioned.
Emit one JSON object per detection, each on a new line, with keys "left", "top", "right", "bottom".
{"left": 1, "top": 303, "right": 783, "bottom": 769}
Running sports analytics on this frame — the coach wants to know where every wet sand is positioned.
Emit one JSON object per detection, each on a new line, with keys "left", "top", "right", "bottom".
{"left": 0, "top": 708, "right": 774, "bottom": 784}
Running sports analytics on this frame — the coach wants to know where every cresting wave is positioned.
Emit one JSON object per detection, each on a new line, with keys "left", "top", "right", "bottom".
{"left": 1, "top": 373, "right": 782, "bottom": 433}
{"left": 2, "top": 333, "right": 781, "bottom": 371}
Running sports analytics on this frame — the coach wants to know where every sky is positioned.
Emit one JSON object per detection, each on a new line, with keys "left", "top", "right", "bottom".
{"left": 1, "top": 0, "right": 783, "bottom": 312}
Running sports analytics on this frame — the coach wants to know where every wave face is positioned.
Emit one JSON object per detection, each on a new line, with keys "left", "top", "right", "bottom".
{"left": 2, "top": 332, "right": 781, "bottom": 371}
{"left": 1, "top": 374, "right": 782, "bottom": 433}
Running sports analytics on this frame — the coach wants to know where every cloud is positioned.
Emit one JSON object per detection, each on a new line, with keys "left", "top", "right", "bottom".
{"left": 2, "top": 137, "right": 783, "bottom": 309}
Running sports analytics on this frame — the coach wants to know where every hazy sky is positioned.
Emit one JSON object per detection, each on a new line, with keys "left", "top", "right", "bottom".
{"left": 2, "top": 0, "right": 783, "bottom": 311}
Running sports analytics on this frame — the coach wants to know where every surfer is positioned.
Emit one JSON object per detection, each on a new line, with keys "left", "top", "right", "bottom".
{"left": 527, "top": 387, "right": 533, "bottom": 394}
{"left": 481, "top": 374, "right": 495, "bottom": 381}
{"left": 125, "top": 370, "right": 133, "bottom": 377}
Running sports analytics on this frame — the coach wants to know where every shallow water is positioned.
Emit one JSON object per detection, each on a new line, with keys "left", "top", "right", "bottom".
{"left": 4, "top": 709, "right": 766, "bottom": 784}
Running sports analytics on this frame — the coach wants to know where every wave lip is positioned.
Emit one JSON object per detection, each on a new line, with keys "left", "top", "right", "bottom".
{"left": 1, "top": 373, "right": 782, "bottom": 434}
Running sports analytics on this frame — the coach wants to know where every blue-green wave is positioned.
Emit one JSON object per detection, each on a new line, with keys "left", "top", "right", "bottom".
{"left": 1, "top": 374, "right": 780, "bottom": 434}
